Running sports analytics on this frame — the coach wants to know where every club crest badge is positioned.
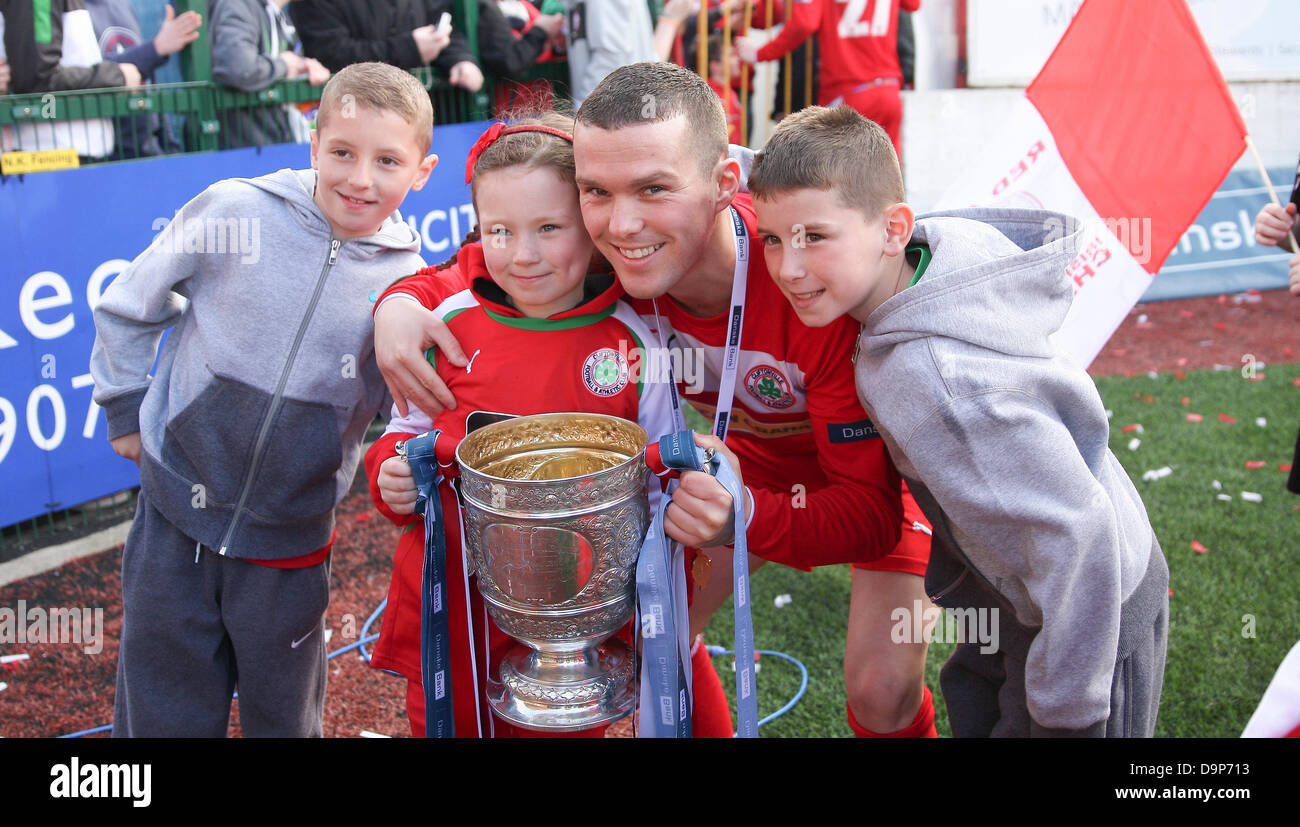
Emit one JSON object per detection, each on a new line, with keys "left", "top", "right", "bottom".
{"left": 582, "top": 348, "right": 629, "bottom": 397}
{"left": 744, "top": 365, "right": 796, "bottom": 409}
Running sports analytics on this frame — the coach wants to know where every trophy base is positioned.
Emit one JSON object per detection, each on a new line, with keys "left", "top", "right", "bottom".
{"left": 487, "top": 638, "right": 635, "bottom": 732}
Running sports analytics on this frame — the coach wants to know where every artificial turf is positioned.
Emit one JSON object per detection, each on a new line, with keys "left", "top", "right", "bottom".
{"left": 699, "top": 362, "right": 1300, "bottom": 737}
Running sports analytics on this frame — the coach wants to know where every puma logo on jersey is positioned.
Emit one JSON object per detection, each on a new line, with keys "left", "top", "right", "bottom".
{"left": 466, "top": 349, "right": 482, "bottom": 374}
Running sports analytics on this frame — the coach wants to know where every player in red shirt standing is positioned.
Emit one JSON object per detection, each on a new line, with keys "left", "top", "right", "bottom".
{"left": 736, "top": 0, "right": 919, "bottom": 158}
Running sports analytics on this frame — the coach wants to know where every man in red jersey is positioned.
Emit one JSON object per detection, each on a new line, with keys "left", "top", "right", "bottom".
{"left": 374, "top": 62, "right": 936, "bottom": 738}
{"left": 736, "top": 0, "right": 919, "bottom": 157}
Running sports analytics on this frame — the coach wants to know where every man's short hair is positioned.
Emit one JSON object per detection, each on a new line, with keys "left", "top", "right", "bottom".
{"left": 749, "top": 106, "right": 903, "bottom": 215}
{"left": 316, "top": 62, "right": 434, "bottom": 154}
{"left": 576, "top": 61, "right": 727, "bottom": 176}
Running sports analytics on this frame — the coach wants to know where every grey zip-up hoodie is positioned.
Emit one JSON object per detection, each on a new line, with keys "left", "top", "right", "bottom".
{"left": 854, "top": 207, "right": 1161, "bottom": 732}
{"left": 91, "top": 167, "right": 425, "bottom": 560}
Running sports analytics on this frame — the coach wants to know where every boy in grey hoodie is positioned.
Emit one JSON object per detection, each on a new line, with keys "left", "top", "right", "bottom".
{"left": 749, "top": 106, "right": 1169, "bottom": 737}
{"left": 90, "top": 62, "right": 436, "bottom": 736}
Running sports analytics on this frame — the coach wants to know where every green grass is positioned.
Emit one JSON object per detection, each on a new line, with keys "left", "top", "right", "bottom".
{"left": 698, "top": 363, "right": 1300, "bottom": 737}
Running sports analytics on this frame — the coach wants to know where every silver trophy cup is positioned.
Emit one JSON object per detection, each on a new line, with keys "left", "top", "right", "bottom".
{"left": 456, "top": 412, "right": 650, "bottom": 731}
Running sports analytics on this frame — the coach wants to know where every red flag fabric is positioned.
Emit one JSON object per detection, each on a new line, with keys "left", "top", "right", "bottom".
{"left": 1027, "top": 0, "right": 1248, "bottom": 273}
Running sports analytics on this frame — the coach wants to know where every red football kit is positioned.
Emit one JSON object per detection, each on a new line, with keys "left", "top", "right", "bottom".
{"left": 755, "top": 0, "right": 919, "bottom": 153}
{"left": 366, "top": 243, "right": 735, "bottom": 737}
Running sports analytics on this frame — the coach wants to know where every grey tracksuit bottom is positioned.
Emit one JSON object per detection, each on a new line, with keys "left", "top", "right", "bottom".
{"left": 112, "top": 492, "right": 330, "bottom": 737}
{"left": 930, "top": 536, "right": 1169, "bottom": 738}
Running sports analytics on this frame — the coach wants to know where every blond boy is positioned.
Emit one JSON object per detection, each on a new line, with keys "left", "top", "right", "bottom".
{"left": 90, "top": 63, "right": 436, "bottom": 736}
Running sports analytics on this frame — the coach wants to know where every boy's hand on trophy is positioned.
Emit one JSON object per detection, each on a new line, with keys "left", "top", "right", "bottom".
{"left": 664, "top": 434, "right": 753, "bottom": 548}
{"left": 374, "top": 295, "right": 467, "bottom": 417}
{"left": 378, "top": 455, "right": 419, "bottom": 514}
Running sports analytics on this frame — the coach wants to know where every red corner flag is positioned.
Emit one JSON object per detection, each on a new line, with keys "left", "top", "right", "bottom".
{"left": 937, "top": 0, "right": 1248, "bottom": 365}
{"left": 1026, "top": 0, "right": 1248, "bottom": 274}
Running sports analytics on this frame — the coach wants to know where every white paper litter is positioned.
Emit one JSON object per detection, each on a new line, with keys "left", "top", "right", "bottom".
{"left": 0, "top": 654, "right": 30, "bottom": 665}
{"left": 1142, "top": 467, "right": 1173, "bottom": 481}
{"left": 774, "top": 594, "right": 792, "bottom": 609}
{"left": 1216, "top": 494, "right": 1233, "bottom": 501}
{"left": 1128, "top": 438, "right": 1141, "bottom": 451}
{"left": 1241, "top": 491, "right": 1263, "bottom": 503}
{"left": 1256, "top": 418, "right": 1267, "bottom": 428}
{"left": 1212, "top": 480, "right": 1222, "bottom": 490}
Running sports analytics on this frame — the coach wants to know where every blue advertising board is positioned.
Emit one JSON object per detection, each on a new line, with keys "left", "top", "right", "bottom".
{"left": 0, "top": 120, "right": 486, "bottom": 526}
{"left": 1144, "top": 167, "right": 1295, "bottom": 301}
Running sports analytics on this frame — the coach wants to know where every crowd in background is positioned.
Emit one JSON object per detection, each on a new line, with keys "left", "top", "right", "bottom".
{"left": 0, "top": 0, "right": 917, "bottom": 157}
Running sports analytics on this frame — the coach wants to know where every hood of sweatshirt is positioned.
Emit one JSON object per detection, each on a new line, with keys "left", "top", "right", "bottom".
{"left": 237, "top": 167, "right": 422, "bottom": 259}
{"left": 862, "top": 208, "right": 1085, "bottom": 359}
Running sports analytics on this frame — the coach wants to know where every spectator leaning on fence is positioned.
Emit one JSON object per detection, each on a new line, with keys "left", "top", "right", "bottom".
{"left": 477, "top": 0, "right": 561, "bottom": 113}
{"left": 289, "top": 0, "right": 483, "bottom": 92}
{"left": 85, "top": 1, "right": 202, "bottom": 158}
{"left": 0, "top": 0, "right": 142, "bottom": 93}
{"left": 209, "top": 0, "right": 329, "bottom": 149}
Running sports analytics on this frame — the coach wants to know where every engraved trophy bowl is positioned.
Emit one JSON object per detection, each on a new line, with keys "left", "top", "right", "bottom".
{"left": 456, "top": 412, "right": 650, "bottom": 731}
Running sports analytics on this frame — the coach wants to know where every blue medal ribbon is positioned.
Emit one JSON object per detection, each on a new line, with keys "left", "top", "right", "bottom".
{"left": 637, "top": 429, "right": 758, "bottom": 738}
{"left": 404, "top": 430, "right": 455, "bottom": 739}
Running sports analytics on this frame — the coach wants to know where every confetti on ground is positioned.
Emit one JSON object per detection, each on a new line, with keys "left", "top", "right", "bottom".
{"left": 1281, "top": 464, "right": 1293, "bottom": 473}
{"left": 1105, "top": 409, "right": 1114, "bottom": 419}
{"left": 1245, "top": 461, "right": 1267, "bottom": 469}
{"left": 1169, "top": 588, "right": 1174, "bottom": 597}
{"left": 1191, "top": 541, "right": 1209, "bottom": 554}
{"left": 0, "top": 654, "right": 30, "bottom": 665}
{"left": 1294, "top": 378, "right": 1300, "bottom": 387}
{"left": 1240, "top": 491, "right": 1263, "bottom": 503}
{"left": 1212, "top": 480, "right": 1222, "bottom": 490}
{"left": 1216, "top": 494, "right": 1233, "bottom": 501}
{"left": 1143, "top": 395, "right": 1156, "bottom": 403}
{"left": 359, "top": 730, "right": 392, "bottom": 738}
{"left": 1146, "top": 371, "right": 1159, "bottom": 379}
{"left": 1137, "top": 314, "right": 1149, "bottom": 323}
{"left": 1122, "top": 424, "right": 1142, "bottom": 433}
{"left": 774, "top": 594, "right": 793, "bottom": 609}
{"left": 1181, "top": 397, "right": 1190, "bottom": 405}
{"left": 1218, "top": 413, "right": 1236, "bottom": 424}
{"left": 1186, "top": 413, "right": 1203, "bottom": 422}
{"left": 1142, "top": 467, "right": 1173, "bottom": 481}
{"left": 1128, "top": 438, "right": 1141, "bottom": 451}
{"left": 1256, "top": 418, "right": 1267, "bottom": 427}
{"left": 1174, "top": 370, "right": 1187, "bottom": 380}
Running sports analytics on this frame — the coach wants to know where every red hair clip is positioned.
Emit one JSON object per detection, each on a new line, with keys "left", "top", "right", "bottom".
{"left": 464, "top": 122, "right": 574, "bottom": 184}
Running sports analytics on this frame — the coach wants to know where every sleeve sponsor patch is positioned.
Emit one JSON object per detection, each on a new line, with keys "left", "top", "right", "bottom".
{"left": 828, "top": 418, "right": 880, "bottom": 443}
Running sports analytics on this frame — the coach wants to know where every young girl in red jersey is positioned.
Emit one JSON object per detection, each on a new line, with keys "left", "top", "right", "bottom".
{"left": 365, "top": 114, "right": 737, "bottom": 738}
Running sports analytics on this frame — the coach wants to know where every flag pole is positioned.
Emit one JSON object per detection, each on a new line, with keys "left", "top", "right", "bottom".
{"left": 1245, "top": 134, "right": 1299, "bottom": 252}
